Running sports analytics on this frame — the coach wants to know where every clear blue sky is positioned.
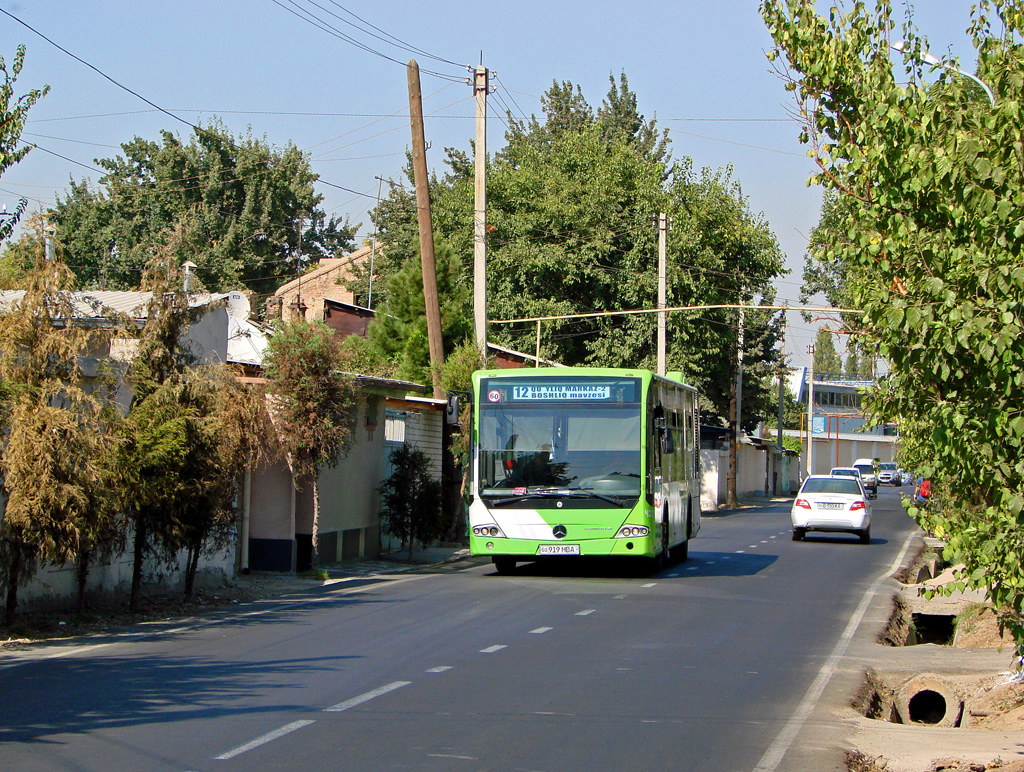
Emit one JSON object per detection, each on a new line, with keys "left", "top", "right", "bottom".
{"left": 0, "top": 0, "right": 981, "bottom": 367}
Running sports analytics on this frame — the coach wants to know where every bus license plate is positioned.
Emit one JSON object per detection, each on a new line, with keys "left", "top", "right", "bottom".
{"left": 537, "top": 544, "right": 580, "bottom": 556}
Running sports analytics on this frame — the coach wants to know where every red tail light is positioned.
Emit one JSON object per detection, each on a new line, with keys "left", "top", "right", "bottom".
{"left": 795, "top": 498, "right": 811, "bottom": 509}
{"left": 851, "top": 501, "right": 865, "bottom": 511}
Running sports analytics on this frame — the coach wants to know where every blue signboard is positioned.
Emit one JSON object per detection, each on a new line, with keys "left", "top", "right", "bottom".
{"left": 811, "top": 415, "right": 826, "bottom": 435}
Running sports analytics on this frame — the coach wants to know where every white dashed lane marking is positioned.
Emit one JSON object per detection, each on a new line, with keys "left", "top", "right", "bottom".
{"left": 576, "top": 609, "right": 596, "bottom": 616}
{"left": 530, "top": 627, "right": 553, "bottom": 634}
{"left": 215, "top": 720, "right": 316, "bottom": 760}
{"left": 426, "top": 666, "right": 452, "bottom": 673}
{"left": 324, "top": 681, "right": 411, "bottom": 712}
{"left": 480, "top": 645, "right": 507, "bottom": 653}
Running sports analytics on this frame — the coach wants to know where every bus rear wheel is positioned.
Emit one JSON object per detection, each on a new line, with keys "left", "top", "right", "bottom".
{"left": 493, "top": 557, "right": 516, "bottom": 574}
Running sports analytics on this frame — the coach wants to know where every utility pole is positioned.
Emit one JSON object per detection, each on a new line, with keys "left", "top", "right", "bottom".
{"left": 777, "top": 317, "right": 786, "bottom": 451}
{"left": 657, "top": 213, "right": 667, "bottom": 376}
{"left": 473, "top": 63, "right": 489, "bottom": 365}
{"left": 367, "top": 175, "right": 383, "bottom": 310}
{"left": 407, "top": 59, "right": 445, "bottom": 398}
{"left": 727, "top": 307, "right": 745, "bottom": 507}
{"left": 773, "top": 317, "right": 786, "bottom": 495}
{"left": 807, "top": 342, "right": 816, "bottom": 477}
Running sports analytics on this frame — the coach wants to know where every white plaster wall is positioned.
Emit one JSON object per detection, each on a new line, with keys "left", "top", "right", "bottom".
{"left": 317, "top": 398, "right": 389, "bottom": 536}
{"left": 17, "top": 538, "right": 234, "bottom": 611}
{"left": 700, "top": 450, "right": 720, "bottom": 512}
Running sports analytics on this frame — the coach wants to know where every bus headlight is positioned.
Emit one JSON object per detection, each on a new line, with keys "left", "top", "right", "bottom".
{"left": 473, "top": 524, "right": 505, "bottom": 538}
{"left": 615, "top": 525, "right": 649, "bottom": 538}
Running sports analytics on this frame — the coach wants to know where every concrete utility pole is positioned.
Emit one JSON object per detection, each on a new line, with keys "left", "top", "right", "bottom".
{"left": 727, "top": 307, "right": 745, "bottom": 507}
{"left": 657, "top": 213, "right": 667, "bottom": 376}
{"left": 807, "top": 342, "right": 816, "bottom": 477}
{"left": 777, "top": 317, "right": 786, "bottom": 451}
{"left": 368, "top": 175, "right": 383, "bottom": 310}
{"left": 473, "top": 64, "right": 489, "bottom": 364}
{"left": 407, "top": 59, "right": 445, "bottom": 398}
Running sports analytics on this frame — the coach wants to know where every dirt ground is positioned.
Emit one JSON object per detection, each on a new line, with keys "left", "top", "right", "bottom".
{"left": 848, "top": 549, "right": 1024, "bottom": 772}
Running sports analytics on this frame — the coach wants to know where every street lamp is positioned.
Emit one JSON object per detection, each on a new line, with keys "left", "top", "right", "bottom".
{"left": 892, "top": 40, "right": 995, "bottom": 106}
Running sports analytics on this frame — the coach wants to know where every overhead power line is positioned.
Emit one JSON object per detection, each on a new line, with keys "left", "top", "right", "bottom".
{"left": 273, "top": 0, "right": 467, "bottom": 82}
{"left": 0, "top": 8, "right": 204, "bottom": 133}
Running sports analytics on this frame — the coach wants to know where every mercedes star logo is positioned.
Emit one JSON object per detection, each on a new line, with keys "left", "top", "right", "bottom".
{"left": 552, "top": 524, "right": 567, "bottom": 539}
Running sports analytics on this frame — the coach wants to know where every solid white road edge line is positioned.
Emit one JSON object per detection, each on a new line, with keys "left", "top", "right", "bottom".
{"left": 325, "top": 681, "right": 412, "bottom": 713}
{"left": 751, "top": 530, "right": 916, "bottom": 772}
{"left": 215, "top": 719, "right": 316, "bottom": 760}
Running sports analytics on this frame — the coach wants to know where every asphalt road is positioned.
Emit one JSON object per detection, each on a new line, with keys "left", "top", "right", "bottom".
{"left": 0, "top": 487, "right": 920, "bottom": 772}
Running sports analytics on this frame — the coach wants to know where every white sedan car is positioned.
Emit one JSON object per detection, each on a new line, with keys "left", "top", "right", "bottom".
{"left": 792, "top": 474, "right": 872, "bottom": 543}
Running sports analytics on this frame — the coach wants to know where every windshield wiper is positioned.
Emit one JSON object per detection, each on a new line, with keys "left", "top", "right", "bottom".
{"left": 489, "top": 489, "right": 627, "bottom": 507}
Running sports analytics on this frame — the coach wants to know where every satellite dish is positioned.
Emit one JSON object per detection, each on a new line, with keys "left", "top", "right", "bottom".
{"left": 225, "top": 291, "right": 250, "bottom": 320}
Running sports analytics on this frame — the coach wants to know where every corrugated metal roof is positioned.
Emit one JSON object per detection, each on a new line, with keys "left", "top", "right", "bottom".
{"left": 0, "top": 290, "right": 225, "bottom": 320}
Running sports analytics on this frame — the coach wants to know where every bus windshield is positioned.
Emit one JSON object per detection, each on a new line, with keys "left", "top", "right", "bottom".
{"left": 477, "top": 376, "right": 642, "bottom": 498}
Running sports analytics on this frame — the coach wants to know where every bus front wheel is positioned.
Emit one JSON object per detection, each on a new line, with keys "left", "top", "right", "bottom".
{"left": 493, "top": 557, "right": 516, "bottom": 574}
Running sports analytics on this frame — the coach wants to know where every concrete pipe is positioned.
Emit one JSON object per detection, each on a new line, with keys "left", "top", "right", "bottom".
{"left": 894, "top": 674, "right": 965, "bottom": 727}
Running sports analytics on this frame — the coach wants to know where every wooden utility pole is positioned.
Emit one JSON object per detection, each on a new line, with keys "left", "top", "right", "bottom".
{"left": 657, "top": 213, "right": 667, "bottom": 376}
{"left": 407, "top": 59, "right": 445, "bottom": 398}
{"left": 473, "top": 64, "right": 488, "bottom": 364}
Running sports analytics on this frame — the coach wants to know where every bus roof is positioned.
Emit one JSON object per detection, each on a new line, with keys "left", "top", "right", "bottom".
{"left": 472, "top": 367, "right": 696, "bottom": 393}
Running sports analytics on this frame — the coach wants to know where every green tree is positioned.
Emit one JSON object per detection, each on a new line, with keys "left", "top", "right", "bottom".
{"left": 379, "top": 444, "right": 443, "bottom": 561}
{"left": 262, "top": 320, "right": 358, "bottom": 569}
{"left": 763, "top": 0, "right": 1024, "bottom": 651}
{"left": 0, "top": 44, "right": 48, "bottom": 241}
{"left": 357, "top": 242, "right": 472, "bottom": 385}
{"left": 0, "top": 229, "right": 111, "bottom": 624}
{"left": 0, "top": 212, "right": 45, "bottom": 288}
{"left": 813, "top": 328, "right": 842, "bottom": 377}
{"left": 51, "top": 121, "right": 357, "bottom": 294}
{"left": 116, "top": 224, "right": 256, "bottom": 608}
{"left": 367, "top": 75, "right": 785, "bottom": 430}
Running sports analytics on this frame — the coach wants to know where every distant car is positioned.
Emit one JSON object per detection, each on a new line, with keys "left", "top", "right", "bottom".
{"left": 791, "top": 474, "right": 872, "bottom": 544}
{"left": 903, "top": 470, "right": 916, "bottom": 485}
{"left": 853, "top": 459, "right": 878, "bottom": 497}
{"left": 877, "top": 462, "right": 901, "bottom": 486}
{"left": 830, "top": 466, "right": 862, "bottom": 481}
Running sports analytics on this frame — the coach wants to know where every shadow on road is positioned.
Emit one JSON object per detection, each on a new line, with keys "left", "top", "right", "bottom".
{"left": 484, "top": 550, "right": 779, "bottom": 580}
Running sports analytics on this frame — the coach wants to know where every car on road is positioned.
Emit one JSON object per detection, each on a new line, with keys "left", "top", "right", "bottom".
{"left": 853, "top": 458, "right": 878, "bottom": 497}
{"left": 830, "top": 466, "right": 863, "bottom": 482}
{"left": 877, "top": 462, "right": 901, "bottom": 486}
{"left": 791, "top": 474, "right": 872, "bottom": 543}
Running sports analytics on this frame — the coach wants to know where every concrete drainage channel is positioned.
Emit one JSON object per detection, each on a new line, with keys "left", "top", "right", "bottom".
{"left": 856, "top": 669, "right": 972, "bottom": 728}
{"left": 854, "top": 539, "right": 1014, "bottom": 736}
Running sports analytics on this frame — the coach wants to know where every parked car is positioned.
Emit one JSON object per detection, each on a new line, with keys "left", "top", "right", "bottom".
{"left": 791, "top": 474, "right": 872, "bottom": 543}
{"left": 877, "top": 462, "right": 901, "bottom": 486}
{"left": 853, "top": 458, "right": 878, "bottom": 497}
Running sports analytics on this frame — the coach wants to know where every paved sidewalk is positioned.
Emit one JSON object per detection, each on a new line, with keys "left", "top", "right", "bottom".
{"left": 321, "top": 545, "right": 480, "bottom": 578}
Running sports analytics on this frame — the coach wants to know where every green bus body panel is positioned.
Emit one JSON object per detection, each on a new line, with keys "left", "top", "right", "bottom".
{"left": 469, "top": 367, "right": 700, "bottom": 562}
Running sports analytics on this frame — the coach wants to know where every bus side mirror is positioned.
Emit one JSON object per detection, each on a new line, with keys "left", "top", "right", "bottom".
{"left": 445, "top": 393, "right": 460, "bottom": 426}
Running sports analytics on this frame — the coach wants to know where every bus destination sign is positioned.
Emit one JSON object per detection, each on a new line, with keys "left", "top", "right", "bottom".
{"left": 511, "top": 384, "right": 611, "bottom": 401}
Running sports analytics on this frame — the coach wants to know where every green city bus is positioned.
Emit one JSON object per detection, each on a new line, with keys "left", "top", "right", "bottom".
{"left": 468, "top": 367, "right": 701, "bottom": 573}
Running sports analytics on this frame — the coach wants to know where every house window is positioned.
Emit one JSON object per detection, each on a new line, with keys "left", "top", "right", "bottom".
{"left": 385, "top": 410, "right": 407, "bottom": 443}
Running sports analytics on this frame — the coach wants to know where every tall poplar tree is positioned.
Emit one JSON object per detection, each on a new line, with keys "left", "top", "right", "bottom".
{"left": 764, "top": 0, "right": 1024, "bottom": 650}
